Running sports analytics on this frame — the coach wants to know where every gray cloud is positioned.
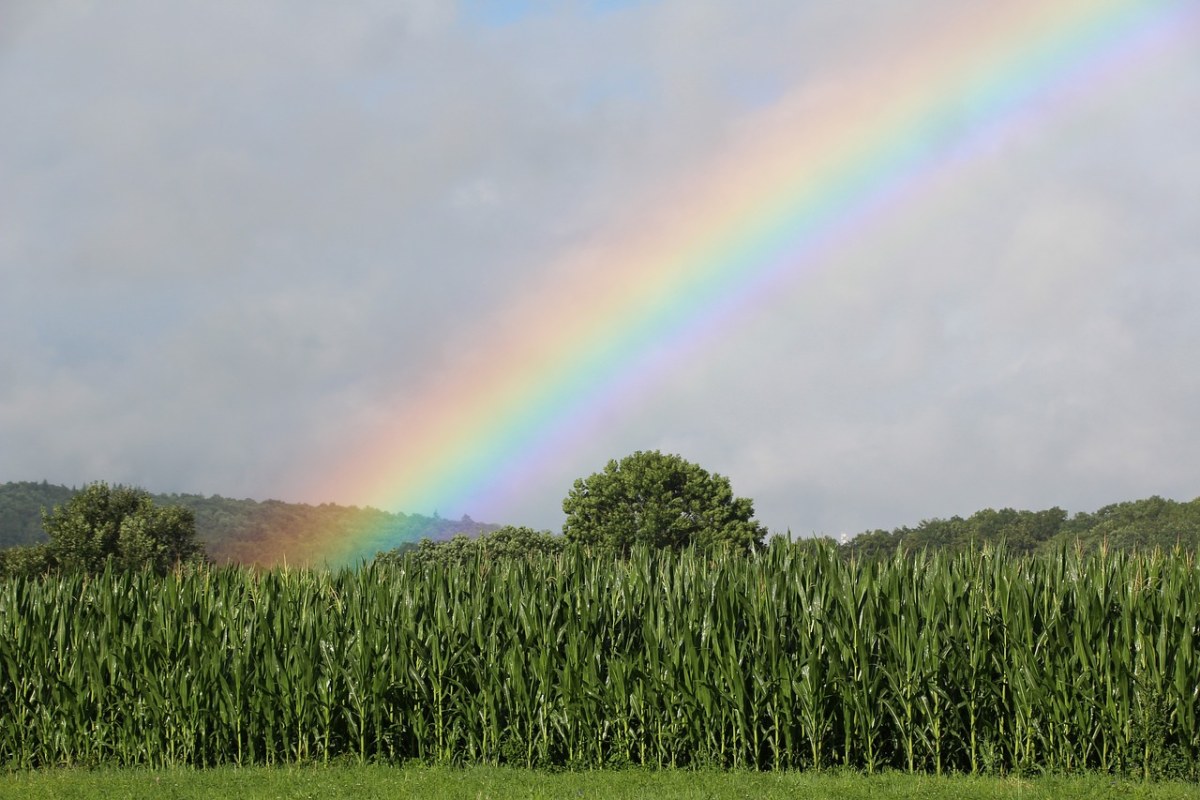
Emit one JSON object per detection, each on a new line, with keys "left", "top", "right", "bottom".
{"left": 2, "top": 1, "right": 1198, "bottom": 537}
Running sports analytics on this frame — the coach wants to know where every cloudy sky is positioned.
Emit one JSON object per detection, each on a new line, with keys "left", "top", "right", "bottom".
{"left": 2, "top": 1, "right": 1198, "bottom": 539}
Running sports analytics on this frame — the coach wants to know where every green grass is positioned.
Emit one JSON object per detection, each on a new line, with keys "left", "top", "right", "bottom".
{"left": 2, "top": 766, "right": 1200, "bottom": 800}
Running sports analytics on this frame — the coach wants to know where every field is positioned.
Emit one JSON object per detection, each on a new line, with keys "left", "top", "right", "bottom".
{"left": 1, "top": 541, "right": 1199, "bottom": 779}
{"left": 3, "top": 765, "right": 1200, "bottom": 800}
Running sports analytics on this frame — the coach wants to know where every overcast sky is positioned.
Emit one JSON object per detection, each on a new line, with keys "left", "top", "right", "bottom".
{"left": 2, "top": 1, "right": 1198, "bottom": 539}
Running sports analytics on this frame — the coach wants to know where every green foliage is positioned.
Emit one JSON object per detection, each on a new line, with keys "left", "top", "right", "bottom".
{"left": 562, "top": 451, "right": 767, "bottom": 554}
{"left": 376, "top": 525, "right": 564, "bottom": 568}
{"left": 840, "top": 498, "right": 1200, "bottom": 560}
{"left": 1053, "top": 496, "right": 1200, "bottom": 552}
{"left": 2, "top": 544, "right": 1200, "bottom": 775}
{"left": 40, "top": 482, "right": 204, "bottom": 575}
{"left": 0, "top": 483, "right": 500, "bottom": 567}
{"left": 0, "top": 481, "right": 75, "bottom": 548}
{"left": 0, "top": 544, "right": 52, "bottom": 579}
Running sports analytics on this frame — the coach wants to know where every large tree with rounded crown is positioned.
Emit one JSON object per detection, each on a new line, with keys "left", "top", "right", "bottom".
{"left": 562, "top": 450, "right": 767, "bottom": 554}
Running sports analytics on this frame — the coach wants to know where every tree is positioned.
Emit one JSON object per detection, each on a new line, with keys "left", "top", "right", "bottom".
{"left": 375, "top": 525, "right": 564, "bottom": 568}
{"left": 562, "top": 451, "right": 767, "bottom": 554}
{"left": 0, "top": 543, "right": 52, "bottom": 578}
{"left": 42, "top": 482, "right": 205, "bottom": 574}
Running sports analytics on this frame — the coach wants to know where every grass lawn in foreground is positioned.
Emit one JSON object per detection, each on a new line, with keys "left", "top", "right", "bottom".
{"left": 2, "top": 765, "right": 1200, "bottom": 800}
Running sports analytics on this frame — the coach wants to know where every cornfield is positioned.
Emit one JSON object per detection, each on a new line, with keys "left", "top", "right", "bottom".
{"left": 1, "top": 541, "right": 1198, "bottom": 776}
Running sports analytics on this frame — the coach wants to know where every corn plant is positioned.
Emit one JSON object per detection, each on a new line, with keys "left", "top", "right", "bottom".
{"left": 0, "top": 542, "right": 1197, "bottom": 775}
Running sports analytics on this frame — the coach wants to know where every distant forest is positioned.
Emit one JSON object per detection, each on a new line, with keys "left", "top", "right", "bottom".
{"left": 2, "top": 480, "right": 1198, "bottom": 564}
{"left": 0, "top": 481, "right": 499, "bottom": 565}
{"left": 836, "top": 495, "right": 1200, "bottom": 558}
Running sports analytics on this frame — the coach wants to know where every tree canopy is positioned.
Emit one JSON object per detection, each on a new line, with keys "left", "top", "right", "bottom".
{"left": 837, "top": 496, "right": 1200, "bottom": 560}
{"left": 378, "top": 525, "right": 564, "bottom": 568}
{"left": 41, "top": 482, "right": 205, "bottom": 575}
{"left": 562, "top": 450, "right": 767, "bottom": 554}
{"left": 0, "top": 481, "right": 75, "bottom": 548}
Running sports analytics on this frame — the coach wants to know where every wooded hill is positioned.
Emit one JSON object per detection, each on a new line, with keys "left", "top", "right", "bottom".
{"left": 837, "top": 495, "right": 1200, "bottom": 559}
{"left": 2, "top": 481, "right": 1198, "bottom": 565}
{"left": 0, "top": 481, "right": 499, "bottom": 565}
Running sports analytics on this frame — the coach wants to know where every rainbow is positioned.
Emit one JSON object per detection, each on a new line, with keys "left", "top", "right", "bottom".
{"left": 288, "top": 0, "right": 1193, "bottom": 566}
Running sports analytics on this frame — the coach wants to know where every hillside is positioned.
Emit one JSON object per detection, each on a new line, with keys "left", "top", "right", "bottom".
{"left": 839, "top": 495, "right": 1200, "bottom": 559}
{"left": 0, "top": 481, "right": 76, "bottom": 548}
{"left": 5, "top": 481, "right": 1199, "bottom": 565}
{"left": 0, "top": 481, "right": 499, "bottom": 565}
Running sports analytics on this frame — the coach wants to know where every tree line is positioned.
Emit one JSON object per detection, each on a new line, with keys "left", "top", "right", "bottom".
{"left": 2, "top": 450, "right": 1199, "bottom": 576}
{"left": 0, "top": 481, "right": 500, "bottom": 565}
{"left": 839, "top": 496, "right": 1200, "bottom": 560}
{"left": 0, "top": 452, "right": 764, "bottom": 576}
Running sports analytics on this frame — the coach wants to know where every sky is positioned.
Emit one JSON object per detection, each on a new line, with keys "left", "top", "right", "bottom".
{"left": 2, "top": 0, "right": 1198, "bottom": 542}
